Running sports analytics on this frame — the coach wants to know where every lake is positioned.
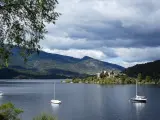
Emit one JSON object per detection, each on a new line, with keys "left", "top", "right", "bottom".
{"left": 0, "top": 80, "right": 160, "bottom": 120}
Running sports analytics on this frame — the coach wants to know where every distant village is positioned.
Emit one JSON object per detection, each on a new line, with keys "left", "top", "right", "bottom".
{"left": 96, "top": 70, "right": 125, "bottom": 79}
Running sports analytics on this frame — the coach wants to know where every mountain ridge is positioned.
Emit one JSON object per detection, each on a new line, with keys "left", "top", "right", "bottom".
{"left": 0, "top": 48, "right": 125, "bottom": 79}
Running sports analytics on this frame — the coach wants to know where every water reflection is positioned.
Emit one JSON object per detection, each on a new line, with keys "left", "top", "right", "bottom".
{"left": 51, "top": 103, "right": 60, "bottom": 114}
{"left": 130, "top": 103, "right": 145, "bottom": 120}
{"left": 0, "top": 81, "right": 159, "bottom": 120}
{"left": 134, "top": 103, "right": 145, "bottom": 112}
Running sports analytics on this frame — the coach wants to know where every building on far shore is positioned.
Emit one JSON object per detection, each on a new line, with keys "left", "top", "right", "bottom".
{"left": 96, "top": 70, "right": 119, "bottom": 78}
{"left": 96, "top": 73, "right": 101, "bottom": 78}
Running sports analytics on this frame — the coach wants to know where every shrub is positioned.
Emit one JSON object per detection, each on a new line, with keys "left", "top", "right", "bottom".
{"left": 0, "top": 102, "right": 23, "bottom": 120}
{"left": 33, "top": 113, "right": 57, "bottom": 120}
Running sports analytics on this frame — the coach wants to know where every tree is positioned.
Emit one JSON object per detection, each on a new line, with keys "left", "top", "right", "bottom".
{"left": 0, "top": 102, "right": 23, "bottom": 120}
{"left": 145, "top": 76, "right": 151, "bottom": 82}
{"left": 100, "top": 71, "right": 106, "bottom": 78}
{"left": 120, "top": 75, "right": 127, "bottom": 84}
{"left": 33, "top": 113, "right": 57, "bottom": 120}
{"left": 137, "top": 73, "right": 142, "bottom": 82}
{"left": 157, "top": 80, "right": 160, "bottom": 85}
{"left": 0, "top": 0, "right": 60, "bottom": 66}
{"left": 121, "top": 76, "right": 125, "bottom": 84}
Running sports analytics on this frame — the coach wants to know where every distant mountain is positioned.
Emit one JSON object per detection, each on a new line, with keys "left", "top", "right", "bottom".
{"left": 124, "top": 60, "right": 160, "bottom": 79}
{"left": 0, "top": 48, "right": 124, "bottom": 79}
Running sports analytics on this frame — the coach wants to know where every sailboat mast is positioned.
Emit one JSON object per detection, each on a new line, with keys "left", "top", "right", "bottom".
{"left": 54, "top": 82, "right": 55, "bottom": 99}
{"left": 136, "top": 79, "right": 137, "bottom": 96}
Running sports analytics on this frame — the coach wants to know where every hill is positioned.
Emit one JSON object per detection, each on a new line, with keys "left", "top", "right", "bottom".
{"left": 0, "top": 48, "right": 124, "bottom": 79}
{"left": 0, "top": 68, "right": 84, "bottom": 79}
{"left": 123, "top": 60, "right": 160, "bottom": 79}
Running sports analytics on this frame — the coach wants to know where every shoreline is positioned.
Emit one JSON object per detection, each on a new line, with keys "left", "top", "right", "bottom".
{"left": 63, "top": 77, "right": 159, "bottom": 85}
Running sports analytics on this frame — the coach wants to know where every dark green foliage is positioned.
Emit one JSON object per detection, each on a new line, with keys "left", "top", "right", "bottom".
{"left": 0, "top": 103, "right": 58, "bottom": 120}
{"left": 33, "top": 113, "right": 57, "bottom": 120}
{"left": 124, "top": 60, "right": 160, "bottom": 80}
{"left": 72, "top": 78, "right": 81, "bottom": 83}
{"left": 0, "top": 0, "right": 60, "bottom": 66}
{"left": 0, "top": 67, "right": 86, "bottom": 79}
{"left": 146, "top": 76, "right": 151, "bottom": 82}
{"left": 72, "top": 74, "right": 156, "bottom": 85}
{"left": 0, "top": 102, "right": 23, "bottom": 120}
{"left": 137, "top": 73, "right": 142, "bottom": 82}
{"left": 0, "top": 114, "right": 6, "bottom": 120}
{"left": 65, "top": 79, "right": 71, "bottom": 83}
{"left": 100, "top": 71, "right": 106, "bottom": 78}
{"left": 120, "top": 75, "right": 126, "bottom": 84}
{"left": 157, "top": 80, "right": 160, "bottom": 85}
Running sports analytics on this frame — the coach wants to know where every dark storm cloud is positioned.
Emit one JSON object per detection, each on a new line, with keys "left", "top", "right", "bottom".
{"left": 41, "top": 0, "right": 160, "bottom": 66}
{"left": 67, "top": 20, "right": 160, "bottom": 48}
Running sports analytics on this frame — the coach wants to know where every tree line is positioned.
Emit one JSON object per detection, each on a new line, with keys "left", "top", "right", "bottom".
{"left": 71, "top": 73, "right": 160, "bottom": 85}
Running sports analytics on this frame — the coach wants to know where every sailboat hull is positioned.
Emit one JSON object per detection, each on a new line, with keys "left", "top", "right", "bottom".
{"left": 0, "top": 92, "right": 3, "bottom": 96}
{"left": 51, "top": 100, "right": 61, "bottom": 104}
{"left": 131, "top": 98, "right": 147, "bottom": 103}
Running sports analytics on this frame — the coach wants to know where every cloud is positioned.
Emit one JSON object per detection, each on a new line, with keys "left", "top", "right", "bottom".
{"left": 41, "top": 34, "right": 103, "bottom": 49}
{"left": 43, "top": 48, "right": 106, "bottom": 60}
{"left": 114, "top": 47, "right": 160, "bottom": 62}
{"left": 39, "top": 0, "right": 160, "bottom": 67}
{"left": 110, "top": 61, "right": 148, "bottom": 68}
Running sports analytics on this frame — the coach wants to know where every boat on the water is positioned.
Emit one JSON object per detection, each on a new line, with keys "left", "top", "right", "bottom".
{"left": 51, "top": 99, "right": 61, "bottom": 104}
{"left": 131, "top": 95, "right": 147, "bottom": 103}
{"left": 131, "top": 79, "right": 147, "bottom": 103}
{"left": 0, "top": 91, "right": 3, "bottom": 96}
{"left": 51, "top": 82, "right": 61, "bottom": 104}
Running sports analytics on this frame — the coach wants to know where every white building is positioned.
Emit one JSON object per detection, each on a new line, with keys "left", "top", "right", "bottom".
{"left": 97, "top": 73, "right": 100, "bottom": 78}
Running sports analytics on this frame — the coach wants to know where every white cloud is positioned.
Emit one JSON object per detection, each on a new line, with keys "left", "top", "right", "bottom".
{"left": 114, "top": 47, "right": 160, "bottom": 62}
{"left": 41, "top": 34, "right": 102, "bottom": 49}
{"left": 109, "top": 60, "right": 149, "bottom": 68}
{"left": 42, "top": 48, "right": 106, "bottom": 60}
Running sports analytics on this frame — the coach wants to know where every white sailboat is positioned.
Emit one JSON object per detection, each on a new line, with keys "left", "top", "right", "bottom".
{"left": 131, "top": 79, "right": 147, "bottom": 103}
{"left": 0, "top": 91, "right": 3, "bottom": 96}
{"left": 51, "top": 82, "right": 61, "bottom": 104}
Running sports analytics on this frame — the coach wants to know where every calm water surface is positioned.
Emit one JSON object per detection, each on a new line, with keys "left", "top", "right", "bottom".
{"left": 0, "top": 80, "right": 160, "bottom": 120}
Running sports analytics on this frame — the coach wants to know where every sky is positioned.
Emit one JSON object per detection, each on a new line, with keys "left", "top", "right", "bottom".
{"left": 40, "top": 0, "right": 160, "bottom": 68}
